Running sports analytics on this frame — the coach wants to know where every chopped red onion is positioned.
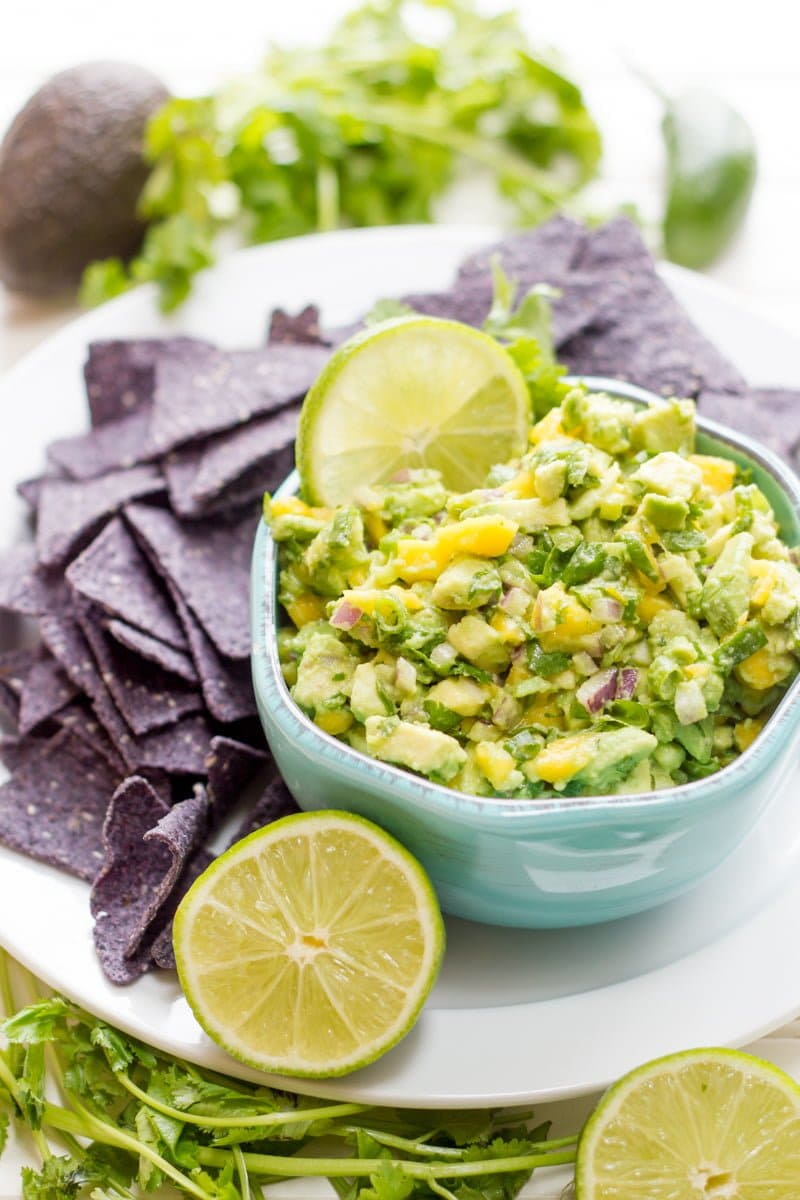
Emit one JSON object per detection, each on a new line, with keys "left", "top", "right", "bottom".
{"left": 591, "top": 596, "right": 624, "bottom": 623}
{"left": 391, "top": 469, "right": 412, "bottom": 483}
{"left": 500, "top": 586, "right": 529, "bottom": 616}
{"left": 330, "top": 601, "right": 363, "bottom": 630}
{"left": 616, "top": 667, "right": 639, "bottom": 700}
{"left": 576, "top": 668, "right": 618, "bottom": 714}
{"left": 430, "top": 642, "right": 458, "bottom": 668}
{"left": 492, "top": 693, "right": 521, "bottom": 730}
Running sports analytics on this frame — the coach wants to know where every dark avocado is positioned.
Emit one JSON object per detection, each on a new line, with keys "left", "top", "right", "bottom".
{"left": 0, "top": 61, "right": 168, "bottom": 295}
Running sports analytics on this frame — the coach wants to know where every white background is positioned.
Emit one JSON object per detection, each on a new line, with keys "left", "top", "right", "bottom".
{"left": 1, "top": 1, "right": 800, "bottom": 1195}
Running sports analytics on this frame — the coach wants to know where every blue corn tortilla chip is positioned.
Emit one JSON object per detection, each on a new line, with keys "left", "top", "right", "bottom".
{"left": 698, "top": 387, "right": 800, "bottom": 464}
{"left": 91, "top": 775, "right": 172, "bottom": 983}
{"left": 148, "top": 343, "right": 328, "bottom": 456}
{"left": 456, "top": 214, "right": 588, "bottom": 290}
{"left": 67, "top": 517, "right": 187, "bottom": 650}
{"left": 104, "top": 618, "right": 198, "bottom": 684}
{"left": 557, "top": 218, "right": 746, "bottom": 397}
{"left": 84, "top": 336, "right": 213, "bottom": 427}
{"left": 36, "top": 465, "right": 165, "bottom": 567}
{"left": 125, "top": 502, "right": 255, "bottom": 660}
{"left": 167, "top": 581, "right": 256, "bottom": 722}
{"left": 55, "top": 703, "right": 127, "bottom": 774}
{"left": 227, "top": 774, "right": 300, "bottom": 846}
{"left": 0, "top": 727, "right": 120, "bottom": 881}
{"left": 1, "top": 733, "right": 51, "bottom": 773}
{"left": 92, "top": 777, "right": 213, "bottom": 984}
{"left": 47, "top": 408, "right": 153, "bottom": 481}
{"left": 0, "top": 545, "right": 69, "bottom": 616}
{"left": 0, "top": 647, "right": 41, "bottom": 729}
{"left": 268, "top": 304, "right": 329, "bottom": 346}
{"left": 164, "top": 406, "right": 298, "bottom": 519}
{"left": 40, "top": 612, "right": 137, "bottom": 763}
{"left": 18, "top": 655, "right": 79, "bottom": 735}
{"left": 40, "top": 612, "right": 212, "bottom": 774}
{"left": 205, "top": 735, "right": 270, "bottom": 820}
{"left": 75, "top": 603, "right": 202, "bottom": 737}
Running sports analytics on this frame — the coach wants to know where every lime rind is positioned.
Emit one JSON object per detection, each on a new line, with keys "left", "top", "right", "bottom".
{"left": 174, "top": 809, "right": 445, "bottom": 1078}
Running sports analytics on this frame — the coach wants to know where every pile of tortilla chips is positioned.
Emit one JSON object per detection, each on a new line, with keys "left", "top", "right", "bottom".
{"left": 0, "top": 216, "right": 797, "bottom": 985}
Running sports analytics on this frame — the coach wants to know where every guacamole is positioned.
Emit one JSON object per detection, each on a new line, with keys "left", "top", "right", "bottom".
{"left": 266, "top": 387, "right": 800, "bottom": 798}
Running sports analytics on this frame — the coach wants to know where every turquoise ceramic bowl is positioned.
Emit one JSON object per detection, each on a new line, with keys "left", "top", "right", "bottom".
{"left": 251, "top": 378, "right": 800, "bottom": 927}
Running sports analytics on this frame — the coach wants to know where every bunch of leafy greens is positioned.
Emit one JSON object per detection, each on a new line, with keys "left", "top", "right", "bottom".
{"left": 80, "top": 0, "right": 601, "bottom": 311}
{"left": 0, "top": 954, "right": 576, "bottom": 1199}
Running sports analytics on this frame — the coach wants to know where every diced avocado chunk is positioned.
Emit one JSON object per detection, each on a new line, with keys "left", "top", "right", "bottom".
{"left": 640, "top": 493, "right": 689, "bottom": 531}
{"left": 350, "top": 662, "right": 396, "bottom": 722}
{"left": 427, "top": 676, "right": 487, "bottom": 716}
{"left": 293, "top": 633, "right": 358, "bottom": 716}
{"left": 365, "top": 715, "right": 467, "bottom": 782}
{"left": 431, "top": 556, "right": 502, "bottom": 610}
{"left": 631, "top": 399, "right": 695, "bottom": 455}
{"left": 447, "top": 615, "right": 510, "bottom": 672}
{"left": 569, "top": 727, "right": 658, "bottom": 794}
{"left": 303, "top": 507, "right": 369, "bottom": 596}
{"left": 462, "top": 497, "right": 571, "bottom": 532}
{"left": 632, "top": 453, "right": 702, "bottom": 500}
{"left": 562, "top": 389, "right": 636, "bottom": 454}
{"left": 700, "top": 531, "right": 753, "bottom": 638}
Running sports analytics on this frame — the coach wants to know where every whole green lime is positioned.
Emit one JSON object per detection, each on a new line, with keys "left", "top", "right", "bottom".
{"left": 0, "top": 61, "right": 168, "bottom": 295}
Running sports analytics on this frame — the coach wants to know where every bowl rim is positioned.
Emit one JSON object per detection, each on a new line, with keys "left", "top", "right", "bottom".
{"left": 252, "top": 375, "right": 800, "bottom": 822}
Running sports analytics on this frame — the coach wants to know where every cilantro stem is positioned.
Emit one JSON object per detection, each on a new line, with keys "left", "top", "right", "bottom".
{"left": 41, "top": 1099, "right": 212, "bottom": 1200}
{"left": 0, "top": 1044, "right": 54, "bottom": 1165}
{"left": 0, "top": 945, "right": 16, "bottom": 1017}
{"left": 112, "top": 1065, "right": 369, "bottom": 1129}
{"left": 194, "top": 1145, "right": 577, "bottom": 1178}
{"left": 317, "top": 98, "right": 569, "bottom": 207}
{"left": 233, "top": 1144, "right": 251, "bottom": 1200}
{"left": 316, "top": 162, "right": 340, "bottom": 231}
{"left": 347, "top": 1126, "right": 578, "bottom": 1159}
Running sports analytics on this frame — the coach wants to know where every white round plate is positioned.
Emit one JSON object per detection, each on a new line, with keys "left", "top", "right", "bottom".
{"left": 1, "top": 225, "right": 800, "bottom": 1109}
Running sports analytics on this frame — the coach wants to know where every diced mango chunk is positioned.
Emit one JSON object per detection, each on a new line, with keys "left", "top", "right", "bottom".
{"left": 342, "top": 586, "right": 424, "bottom": 614}
{"left": 490, "top": 611, "right": 527, "bottom": 644}
{"left": 285, "top": 594, "right": 326, "bottom": 628}
{"left": 529, "top": 407, "right": 567, "bottom": 445}
{"left": 734, "top": 718, "right": 765, "bottom": 752}
{"left": 690, "top": 454, "right": 737, "bottom": 494}
{"left": 270, "top": 496, "right": 334, "bottom": 521}
{"left": 315, "top": 709, "right": 354, "bottom": 735}
{"left": 500, "top": 470, "right": 536, "bottom": 499}
{"left": 475, "top": 742, "right": 517, "bottom": 787}
{"left": 637, "top": 593, "right": 674, "bottom": 623}
{"left": 533, "top": 733, "right": 596, "bottom": 783}
{"left": 749, "top": 560, "right": 777, "bottom": 609}
{"left": 736, "top": 645, "right": 794, "bottom": 690}
{"left": 394, "top": 516, "right": 518, "bottom": 582}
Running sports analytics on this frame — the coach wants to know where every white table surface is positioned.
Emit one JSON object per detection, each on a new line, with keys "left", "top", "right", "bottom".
{"left": 2, "top": 1, "right": 800, "bottom": 1195}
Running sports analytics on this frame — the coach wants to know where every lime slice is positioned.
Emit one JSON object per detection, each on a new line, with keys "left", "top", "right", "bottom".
{"left": 297, "top": 316, "right": 530, "bottom": 505}
{"left": 576, "top": 1047, "right": 800, "bottom": 1198}
{"left": 173, "top": 810, "right": 445, "bottom": 1077}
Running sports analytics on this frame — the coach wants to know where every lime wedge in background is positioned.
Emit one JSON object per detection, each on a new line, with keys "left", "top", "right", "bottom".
{"left": 173, "top": 810, "right": 445, "bottom": 1078}
{"left": 296, "top": 316, "right": 530, "bottom": 506}
{"left": 576, "top": 1046, "right": 800, "bottom": 1198}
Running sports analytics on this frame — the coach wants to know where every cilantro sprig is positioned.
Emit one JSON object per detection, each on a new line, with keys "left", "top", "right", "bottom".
{"left": 0, "top": 949, "right": 576, "bottom": 1199}
{"left": 80, "top": 0, "right": 601, "bottom": 311}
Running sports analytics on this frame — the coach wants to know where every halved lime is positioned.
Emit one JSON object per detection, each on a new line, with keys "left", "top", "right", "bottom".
{"left": 296, "top": 316, "right": 530, "bottom": 506}
{"left": 173, "top": 810, "right": 445, "bottom": 1077}
{"left": 576, "top": 1046, "right": 800, "bottom": 1198}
